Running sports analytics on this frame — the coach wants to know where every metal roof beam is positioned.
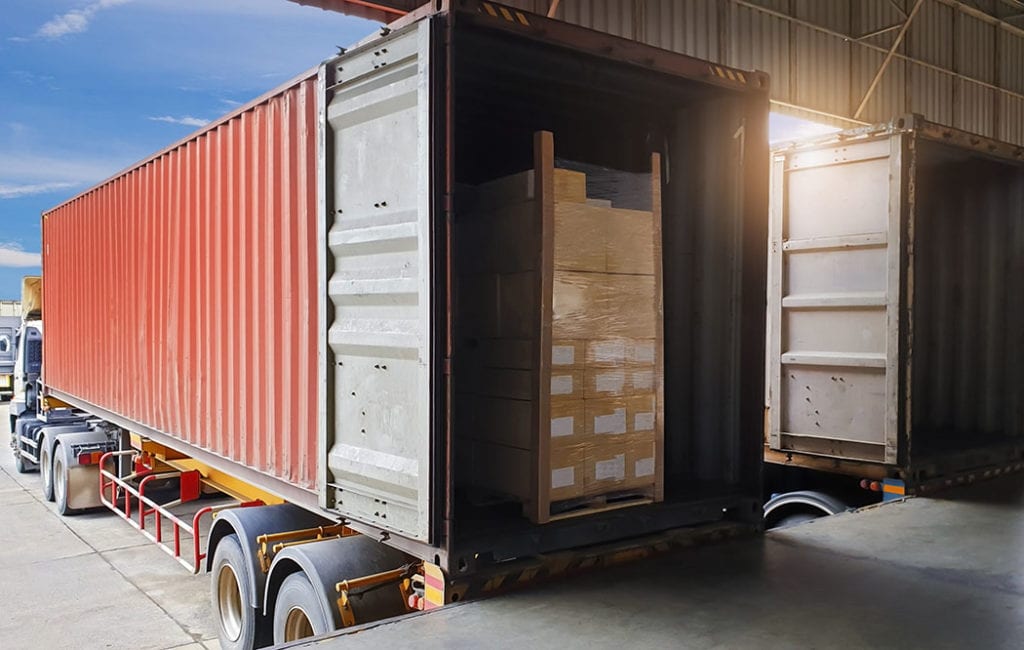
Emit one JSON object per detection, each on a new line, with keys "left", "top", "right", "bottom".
{"left": 854, "top": 0, "right": 925, "bottom": 120}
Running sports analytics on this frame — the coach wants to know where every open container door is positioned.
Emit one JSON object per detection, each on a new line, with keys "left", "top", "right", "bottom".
{"left": 319, "top": 19, "right": 437, "bottom": 543}
{"left": 769, "top": 133, "right": 904, "bottom": 465}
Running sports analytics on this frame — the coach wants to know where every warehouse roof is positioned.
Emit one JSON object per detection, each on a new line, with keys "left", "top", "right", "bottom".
{"left": 287, "top": 0, "right": 420, "bottom": 23}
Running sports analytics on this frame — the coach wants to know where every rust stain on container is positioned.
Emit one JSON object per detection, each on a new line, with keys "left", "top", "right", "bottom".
{"left": 42, "top": 74, "right": 320, "bottom": 490}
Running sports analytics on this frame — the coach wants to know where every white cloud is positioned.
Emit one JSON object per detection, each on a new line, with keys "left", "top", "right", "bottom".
{"left": 148, "top": 115, "right": 209, "bottom": 128}
{"left": 0, "top": 152, "right": 126, "bottom": 202}
{"left": 0, "top": 182, "right": 78, "bottom": 200}
{"left": 36, "top": 0, "right": 133, "bottom": 40}
{"left": 0, "top": 243, "right": 41, "bottom": 268}
{"left": 0, "top": 152, "right": 121, "bottom": 185}
{"left": 220, "top": 98, "right": 243, "bottom": 108}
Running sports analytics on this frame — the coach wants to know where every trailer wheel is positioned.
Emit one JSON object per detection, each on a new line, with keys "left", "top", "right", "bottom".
{"left": 40, "top": 446, "right": 55, "bottom": 502}
{"left": 14, "top": 450, "right": 33, "bottom": 474}
{"left": 53, "top": 449, "right": 81, "bottom": 516}
{"left": 212, "top": 534, "right": 265, "bottom": 650}
{"left": 273, "top": 572, "right": 331, "bottom": 645}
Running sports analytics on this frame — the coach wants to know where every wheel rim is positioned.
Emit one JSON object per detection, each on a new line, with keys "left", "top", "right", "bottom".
{"left": 54, "top": 458, "right": 65, "bottom": 505}
{"left": 40, "top": 451, "right": 49, "bottom": 487}
{"left": 217, "top": 564, "right": 244, "bottom": 642}
{"left": 217, "top": 565, "right": 244, "bottom": 642}
{"left": 283, "top": 606, "right": 315, "bottom": 642}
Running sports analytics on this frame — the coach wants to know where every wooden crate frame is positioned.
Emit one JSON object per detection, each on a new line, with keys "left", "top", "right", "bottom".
{"left": 530, "top": 130, "right": 665, "bottom": 523}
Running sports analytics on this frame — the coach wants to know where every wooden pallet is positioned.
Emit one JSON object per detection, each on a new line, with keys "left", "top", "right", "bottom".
{"left": 549, "top": 487, "right": 656, "bottom": 521}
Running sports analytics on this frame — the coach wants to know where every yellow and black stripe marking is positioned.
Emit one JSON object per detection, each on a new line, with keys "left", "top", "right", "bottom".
{"left": 480, "top": 2, "right": 530, "bottom": 26}
{"left": 710, "top": 64, "right": 748, "bottom": 85}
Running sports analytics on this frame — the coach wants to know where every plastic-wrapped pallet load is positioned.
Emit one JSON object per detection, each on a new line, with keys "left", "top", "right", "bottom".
{"left": 456, "top": 131, "right": 663, "bottom": 523}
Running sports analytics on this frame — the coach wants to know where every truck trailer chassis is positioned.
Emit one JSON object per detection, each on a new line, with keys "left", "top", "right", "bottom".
{"left": 25, "top": 1, "right": 772, "bottom": 646}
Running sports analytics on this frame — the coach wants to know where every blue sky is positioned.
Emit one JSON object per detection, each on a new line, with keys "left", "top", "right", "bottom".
{"left": 0, "top": 0, "right": 375, "bottom": 299}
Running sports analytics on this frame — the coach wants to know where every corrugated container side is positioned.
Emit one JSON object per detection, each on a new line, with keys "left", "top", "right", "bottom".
{"left": 911, "top": 144, "right": 1024, "bottom": 453}
{"left": 42, "top": 75, "right": 320, "bottom": 492}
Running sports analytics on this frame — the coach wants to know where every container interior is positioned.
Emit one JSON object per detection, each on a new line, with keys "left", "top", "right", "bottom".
{"left": 911, "top": 139, "right": 1024, "bottom": 458}
{"left": 448, "top": 24, "right": 765, "bottom": 545}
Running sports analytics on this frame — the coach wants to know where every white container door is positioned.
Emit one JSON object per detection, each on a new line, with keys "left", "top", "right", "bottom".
{"left": 768, "top": 135, "right": 903, "bottom": 465}
{"left": 320, "top": 20, "right": 436, "bottom": 542}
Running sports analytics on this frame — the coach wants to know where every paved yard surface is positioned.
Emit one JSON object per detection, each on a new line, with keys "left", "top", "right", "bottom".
{"left": 302, "top": 474, "right": 1024, "bottom": 649}
{"left": 0, "top": 404, "right": 218, "bottom": 650}
{"left": 5, "top": 397, "right": 1023, "bottom": 650}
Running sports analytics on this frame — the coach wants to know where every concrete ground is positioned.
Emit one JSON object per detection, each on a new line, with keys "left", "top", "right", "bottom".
{"left": 305, "top": 476, "right": 1024, "bottom": 649}
{"left": 0, "top": 403, "right": 219, "bottom": 650}
{"left": 3, "top": 397, "right": 1023, "bottom": 649}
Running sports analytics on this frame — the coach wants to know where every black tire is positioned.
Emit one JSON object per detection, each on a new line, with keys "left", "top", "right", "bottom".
{"left": 273, "top": 572, "right": 332, "bottom": 645}
{"left": 211, "top": 534, "right": 267, "bottom": 650}
{"left": 54, "top": 450, "right": 81, "bottom": 516}
{"left": 14, "top": 451, "right": 33, "bottom": 474}
{"left": 40, "top": 446, "right": 55, "bottom": 502}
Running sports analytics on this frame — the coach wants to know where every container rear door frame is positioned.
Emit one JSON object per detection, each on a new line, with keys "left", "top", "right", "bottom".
{"left": 319, "top": 19, "right": 437, "bottom": 543}
{"left": 769, "top": 135, "right": 902, "bottom": 465}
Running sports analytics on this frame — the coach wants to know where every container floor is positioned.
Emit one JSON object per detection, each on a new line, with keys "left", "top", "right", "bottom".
{"left": 311, "top": 474, "right": 1024, "bottom": 649}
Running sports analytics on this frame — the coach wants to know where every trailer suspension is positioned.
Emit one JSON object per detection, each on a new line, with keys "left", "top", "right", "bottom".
{"left": 335, "top": 565, "right": 418, "bottom": 627}
{"left": 99, "top": 450, "right": 262, "bottom": 573}
{"left": 256, "top": 523, "right": 358, "bottom": 573}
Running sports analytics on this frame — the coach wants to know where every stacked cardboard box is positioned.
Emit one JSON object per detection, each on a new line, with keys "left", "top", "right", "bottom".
{"left": 546, "top": 172, "right": 661, "bottom": 503}
{"left": 455, "top": 136, "right": 662, "bottom": 522}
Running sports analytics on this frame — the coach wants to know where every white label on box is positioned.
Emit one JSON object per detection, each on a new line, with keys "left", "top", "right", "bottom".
{"left": 635, "top": 456, "right": 656, "bottom": 478}
{"left": 594, "top": 454, "right": 626, "bottom": 481}
{"left": 594, "top": 408, "right": 627, "bottom": 435}
{"left": 634, "top": 411, "right": 655, "bottom": 432}
{"left": 591, "top": 340, "right": 626, "bottom": 363}
{"left": 550, "top": 416, "right": 575, "bottom": 438}
{"left": 632, "top": 370, "right": 654, "bottom": 391}
{"left": 633, "top": 341, "right": 656, "bottom": 363}
{"left": 595, "top": 372, "right": 625, "bottom": 394}
{"left": 552, "top": 345, "right": 576, "bottom": 366}
{"left": 551, "top": 466, "right": 575, "bottom": 489}
{"left": 551, "top": 375, "right": 574, "bottom": 395}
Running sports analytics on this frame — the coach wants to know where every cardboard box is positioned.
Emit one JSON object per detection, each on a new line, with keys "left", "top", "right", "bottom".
{"left": 473, "top": 167, "right": 586, "bottom": 211}
{"left": 584, "top": 397, "right": 629, "bottom": 437}
{"left": 585, "top": 338, "right": 657, "bottom": 367}
{"left": 584, "top": 394, "right": 657, "bottom": 436}
{"left": 584, "top": 442, "right": 628, "bottom": 495}
{"left": 469, "top": 440, "right": 532, "bottom": 501}
{"left": 627, "top": 435, "right": 658, "bottom": 484}
{"left": 497, "top": 272, "right": 538, "bottom": 339}
{"left": 551, "top": 271, "right": 657, "bottom": 339}
{"left": 551, "top": 340, "right": 585, "bottom": 368}
{"left": 604, "top": 208, "right": 655, "bottom": 274}
{"left": 584, "top": 433, "right": 657, "bottom": 496}
{"left": 583, "top": 367, "right": 655, "bottom": 399}
{"left": 552, "top": 203, "right": 654, "bottom": 274}
{"left": 550, "top": 368, "right": 584, "bottom": 401}
{"left": 553, "top": 204, "right": 607, "bottom": 273}
{"left": 627, "top": 394, "right": 657, "bottom": 434}
{"left": 554, "top": 168, "right": 587, "bottom": 203}
{"left": 550, "top": 400, "right": 585, "bottom": 444}
{"left": 465, "top": 396, "right": 533, "bottom": 450}
{"left": 550, "top": 443, "right": 586, "bottom": 501}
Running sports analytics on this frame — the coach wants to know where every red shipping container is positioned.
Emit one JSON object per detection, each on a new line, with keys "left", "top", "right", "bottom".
{"left": 42, "top": 72, "right": 320, "bottom": 498}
